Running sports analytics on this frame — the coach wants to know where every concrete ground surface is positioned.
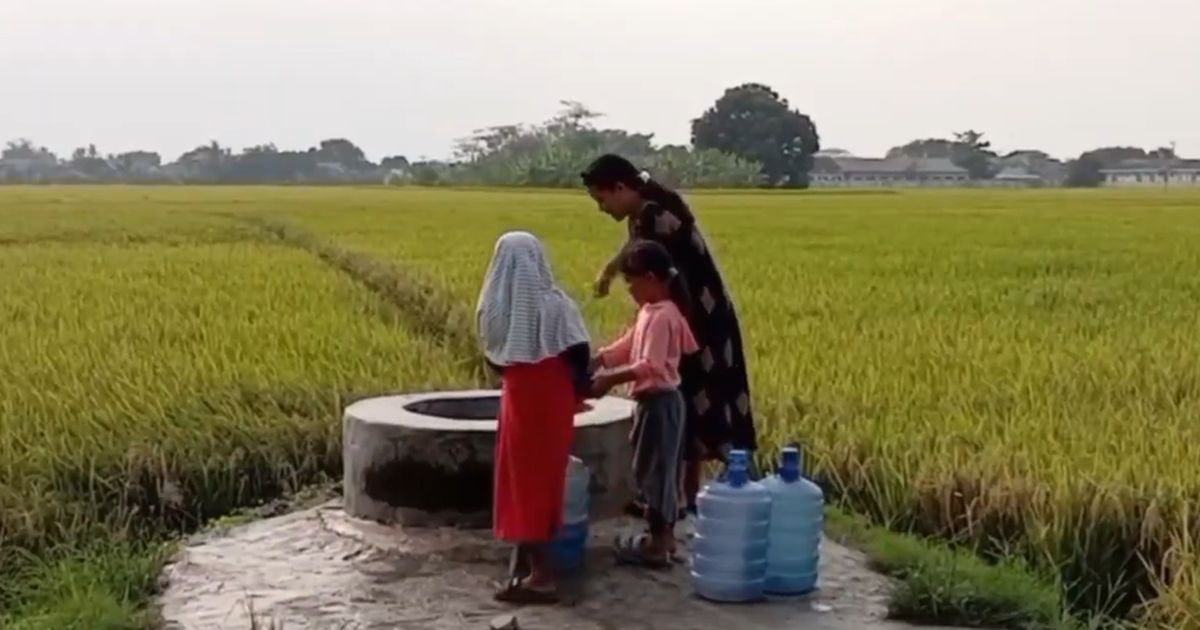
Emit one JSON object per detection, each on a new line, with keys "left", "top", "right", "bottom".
{"left": 157, "top": 501, "right": 968, "bottom": 630}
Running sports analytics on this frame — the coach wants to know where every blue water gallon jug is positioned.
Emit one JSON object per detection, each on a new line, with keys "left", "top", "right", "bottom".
{"left": 763, "top": 446, "right": 824, "bottom": 595}
{"left": 550, "top": 456, "right": 590, "bottom": 575}
{"left": 690, "top": 449, "right": 772, "bottom": 602}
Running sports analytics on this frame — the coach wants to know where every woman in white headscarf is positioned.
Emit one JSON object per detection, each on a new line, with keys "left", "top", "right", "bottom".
{"left": 477, "top": 231, "right": 591, "bottom": 604}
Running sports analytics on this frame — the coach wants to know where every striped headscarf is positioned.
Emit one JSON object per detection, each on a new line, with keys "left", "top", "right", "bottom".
{"left": 476, "top": 231, "right": 590, "bottom": 366}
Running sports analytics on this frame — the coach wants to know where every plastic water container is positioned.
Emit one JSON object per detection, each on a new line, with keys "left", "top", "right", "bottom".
{"left": 690, "top": 449, "right": 772, "bottom": 602}
{"left": 549, "top": 456, "right": 590, "bottom": 575}
{"left": 763, "top": 446, "right": 824, "bottom": 595}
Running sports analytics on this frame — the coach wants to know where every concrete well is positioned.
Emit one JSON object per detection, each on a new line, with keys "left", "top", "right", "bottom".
{"left": 342, "top": 390, "right": 634, "bottom": 527}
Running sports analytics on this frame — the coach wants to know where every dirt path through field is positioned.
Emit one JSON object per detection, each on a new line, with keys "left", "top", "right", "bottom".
{"left": 157, "top": 501, "right": 968, "bottom": 630}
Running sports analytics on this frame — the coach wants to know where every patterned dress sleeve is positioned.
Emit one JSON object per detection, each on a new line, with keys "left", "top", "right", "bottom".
{"left": 629, "top": 202, "right": 689, "bottom": 249}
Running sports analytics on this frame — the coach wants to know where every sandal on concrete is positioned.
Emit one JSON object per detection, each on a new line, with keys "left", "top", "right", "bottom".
{"left": 640, "top": 527, "right": 684, "bottom": 563}
{"left": 494, "top": 575, "right": 559, "bottom": 605}
{"left": 613, "top": 534, "right": 670, "bottom": 569}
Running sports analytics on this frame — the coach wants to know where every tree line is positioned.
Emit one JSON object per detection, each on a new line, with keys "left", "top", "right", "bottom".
{"left": 0, "top": 84, "right": 821, "bottom": 187}
{"left": 0, "top": 137, "right": 407, "bottom": 185}
{"left": 0, "top": 82, "right": 1172, "bottom": 187}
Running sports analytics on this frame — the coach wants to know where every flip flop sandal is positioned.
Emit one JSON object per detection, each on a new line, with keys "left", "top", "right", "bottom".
{"left": 640, "top": 527, "right": 685, "bottom": 563}
{"left": 613, "top": 533, "right": 671, "bottom": 569}
{"left": 494, "top": 576, "right": 559, "bottom": 605}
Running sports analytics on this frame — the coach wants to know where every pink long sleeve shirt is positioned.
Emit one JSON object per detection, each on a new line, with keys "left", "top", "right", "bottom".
{"left": 598, "top": 300, "right": 699, "bottom": 395}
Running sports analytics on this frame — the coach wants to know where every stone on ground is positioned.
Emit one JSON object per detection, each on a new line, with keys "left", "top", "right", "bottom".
{"left": 489, "top": 614, "right": 519, "bottom": 630}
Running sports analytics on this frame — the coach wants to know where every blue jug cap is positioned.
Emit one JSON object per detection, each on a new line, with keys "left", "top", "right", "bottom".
{"left": 727, "top": 449, "right": 749, "bottom": 487}
{"left": 780, "top": 447, "right": 801, "bottom": 483}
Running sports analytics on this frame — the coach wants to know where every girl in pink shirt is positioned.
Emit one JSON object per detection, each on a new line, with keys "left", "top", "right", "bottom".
{"left": 593, "top": 240, "right": 698, "bottom": 567}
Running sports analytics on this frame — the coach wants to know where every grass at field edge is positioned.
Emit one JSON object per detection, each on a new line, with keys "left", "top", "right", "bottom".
{"left": 823, "top": 507, "right": 1111, "bottom": 629}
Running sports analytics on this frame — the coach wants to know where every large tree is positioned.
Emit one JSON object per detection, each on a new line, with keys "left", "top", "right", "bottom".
{"left": 691, "top": 83, "right": 820, "bottom": 186}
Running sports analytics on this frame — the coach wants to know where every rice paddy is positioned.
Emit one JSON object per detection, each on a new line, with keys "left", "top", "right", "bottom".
{"left": 1, "top": 185, "right": 1199, "bottom": 626}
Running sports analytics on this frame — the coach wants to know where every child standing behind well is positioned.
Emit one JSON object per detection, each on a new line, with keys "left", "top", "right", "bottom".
{"left": 592, "top": 240, "right": 698, "bottom": 567}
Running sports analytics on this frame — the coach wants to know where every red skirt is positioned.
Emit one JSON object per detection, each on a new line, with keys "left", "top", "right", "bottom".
{"left": 493, "top": 356, "right": 577, "bottom": 542}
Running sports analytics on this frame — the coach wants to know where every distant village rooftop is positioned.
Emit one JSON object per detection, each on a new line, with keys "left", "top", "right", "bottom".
{"left": 1100, "top": 158, "right": 1200, "bottom": 187}
{"left": 811, "top": 155, "right": 968, "bottom": 187}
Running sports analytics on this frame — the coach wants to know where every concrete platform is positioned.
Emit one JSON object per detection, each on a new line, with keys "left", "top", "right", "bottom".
{"left": 158, "top": 502, "right": 969, "bottom": 630}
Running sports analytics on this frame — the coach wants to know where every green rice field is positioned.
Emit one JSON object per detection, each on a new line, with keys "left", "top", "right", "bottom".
{"left": 1, "top": 185, "right": 1199, "bottom": 627}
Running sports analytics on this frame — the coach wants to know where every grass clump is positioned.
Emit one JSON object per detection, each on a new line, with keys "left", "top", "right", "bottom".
{"left": 0, "top": 541, "right": 169, "bottom": 630}
{"left": 825, "top": 507, "right": 1094, "bottom": 629}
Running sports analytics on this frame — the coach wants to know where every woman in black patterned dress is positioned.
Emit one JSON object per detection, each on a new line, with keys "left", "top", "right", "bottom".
{"left": 581, "top": 154, "right": 757, "bottom": 514}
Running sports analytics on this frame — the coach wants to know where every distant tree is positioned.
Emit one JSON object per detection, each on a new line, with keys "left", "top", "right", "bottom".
{"left": 1003, "top": 149, "right": 1052, "bottom": 161}
{"left": 645, "top": 145, "right": 763, "bottom": 188}
{"left": 112, "top": 151, "right": 161, "bottom": 171}
{"left": 1, "top": 139, "right": 60, "bottom": 181}
{"left": 447, "top": 100, "right": 765, "bottom": 188}
{"left": 451, "top": 102, "right": 659, "bottom": 187}
{"left": 1065, "top": 146, "right": 1147, "bottom": 187}
{"left": 408, "top": 160, "right": 453, "bottom": 186}
{"left": 3, "top": 139, "right": 34, "bottom": 160}
{"left": 544, "top": 100, "right": 603, "bottom": 137}
{"left": 888, "top": 130, "right": 996, "bottom": 179}
{"left": 887, "top": 139, "right": 955, "bottom": 159}
{"left": 1080, "top": 146, "right": 1148, "bottom": 166}
{"left": 3, "top": 139, "right": 57, "bottom": 163}
{"left": 1148, "top": 146, "right": 1177, "bottom": 160}
{"left": 691, "top": 83, "right": 819, "bottom": 186}
{"left": 176, "top": 141, "right": 232, "bottom": 181}
{"left": 380, "top": 155, "right": 410, "bottom": 171}
{"left": 177, "top": 141, "right": 230, "bottom": 164}
{"left": 951, "top": 129, "right": 996, "bottom": 179}
{"left": 454, "top": 125, "right": 528, "bottom": 162}
{"left": 316, "top": 138, "right": 371, "bottom": 170}
{"left": 226, "top": 144, "right": 320, "bottom": 183}
{"left": 111, "top": 151, "right": 162, "bottom": 180}
{"left": 1065, "top": 158, "right": 1105, "bottom": 187}
{"left": 68, "top": 144, "right": 112, "bottom": 178}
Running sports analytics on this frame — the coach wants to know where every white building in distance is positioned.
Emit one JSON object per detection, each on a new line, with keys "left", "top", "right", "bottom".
{"left": 1101, "top": 158, "right": 1200, "bottom": 187}
{"left": 811, "top": 154, "right": 969, "bottom": 187}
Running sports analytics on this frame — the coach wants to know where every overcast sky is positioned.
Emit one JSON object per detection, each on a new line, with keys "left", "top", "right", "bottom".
{"left": 3, "top": 0, "right": 1197, "bottom": 162}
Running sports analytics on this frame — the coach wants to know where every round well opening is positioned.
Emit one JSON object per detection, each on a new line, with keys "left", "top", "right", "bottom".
{"left": 403, "top": 396, "right": 500, "bottom": 421}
